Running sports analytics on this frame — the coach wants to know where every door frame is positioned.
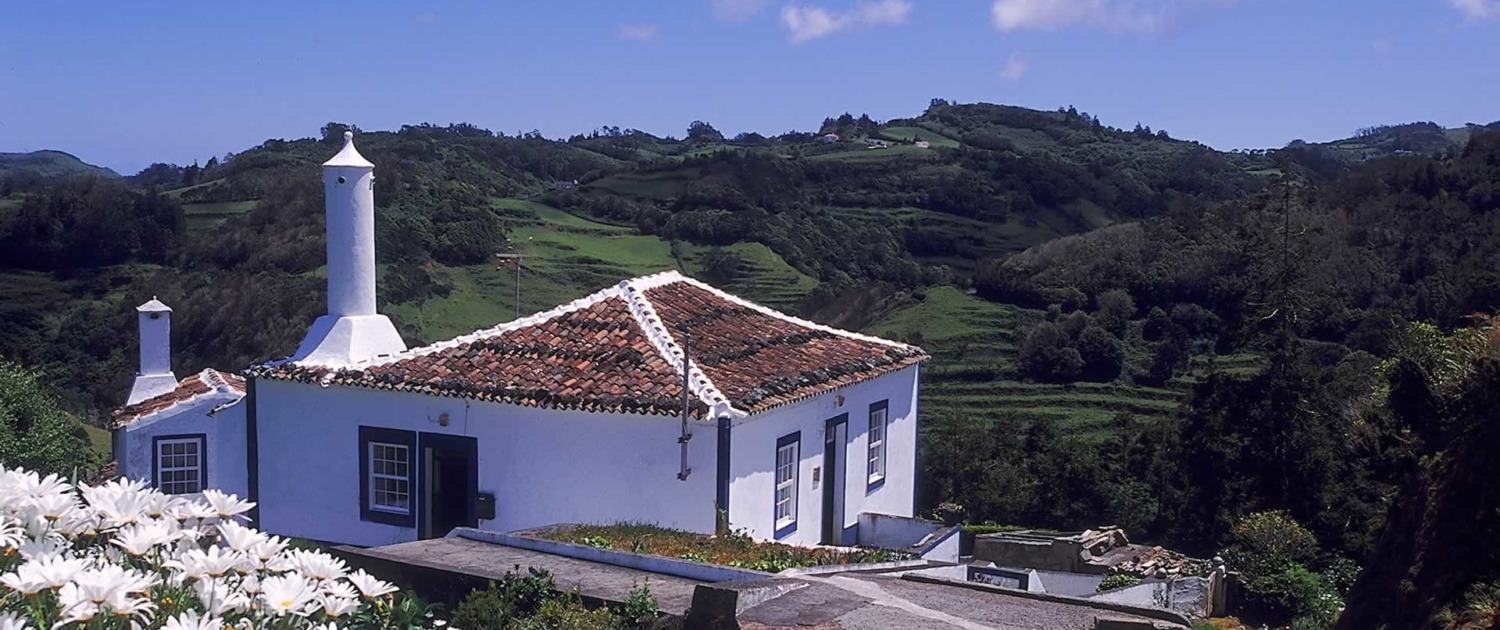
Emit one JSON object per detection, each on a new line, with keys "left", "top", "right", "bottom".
{"left": 821, "top": 413, "right": 849, "bottom": 545}
{"left": 416, "top": 432, "right": 478, "bottom": 540}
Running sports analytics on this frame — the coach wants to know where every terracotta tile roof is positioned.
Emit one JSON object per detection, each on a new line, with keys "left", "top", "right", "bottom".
{"left": 248, "top": 271, "right": 927, "bottom": 417}
{"left": 112, "top": 369, "right": 246, "bottom": 429}
{"left": 642, "top": 280, "right": 926, "bottom": 412}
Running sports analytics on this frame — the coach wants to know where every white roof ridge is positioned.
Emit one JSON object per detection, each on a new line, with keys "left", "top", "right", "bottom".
{"left": 118, "top": 370, "right": 244, "bottom": 427}
{"left": 618, "top": 272, "right": 734, "bottom": 416}
{"left": 669, "top": 274, "right": 920, "bottom": 351}
{"left": 342, "top": 281, "right": 628, "bottom": 372}
{"left": 197, "top": 368, "right": 241, "bottom": 394}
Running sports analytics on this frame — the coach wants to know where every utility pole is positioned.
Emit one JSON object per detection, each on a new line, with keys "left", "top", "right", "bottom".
{"left": 495, "top": 253, "right": 523, "bottom": 319}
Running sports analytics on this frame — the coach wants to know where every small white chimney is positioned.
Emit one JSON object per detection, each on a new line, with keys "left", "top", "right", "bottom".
{"left": 127, "top": 298, "right": 178, "bottom": 405}
{"left": 291, "top": 131, "right": 407, "bottom": 366}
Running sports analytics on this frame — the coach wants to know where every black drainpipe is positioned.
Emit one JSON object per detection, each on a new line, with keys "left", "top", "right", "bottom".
{"left": 715, "top": 414, "right": 731, "bottom": 534}
{"left": 245, "top": 376, "right": 260, "bottom": 525}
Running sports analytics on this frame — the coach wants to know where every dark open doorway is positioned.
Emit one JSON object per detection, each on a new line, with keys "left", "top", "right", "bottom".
{"left": 822, "top": 413, "right": 848, "bottom": 545}
{"left": 419, "top": 433, "right": 478, "bottom": 540}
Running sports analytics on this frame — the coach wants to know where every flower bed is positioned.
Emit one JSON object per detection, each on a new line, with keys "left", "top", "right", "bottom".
{"left": 0, "top": 465, "right": 439, "bottom": 629}
{"left": 527, "top": 523, "right": 906, "bottom": 573}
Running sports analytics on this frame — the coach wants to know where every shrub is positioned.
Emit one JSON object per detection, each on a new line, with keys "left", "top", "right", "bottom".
{"left": 453, "top": 566, "right": 564, "bottom": 629}
{"left": 617, "top": 580, "right": 661, "bottom": 627}
{"left": 1221, "top": 511, "right": 1319, "bottom": 581}
{"left": 1097, "top": 573, "right": 1142, "bottom": 592}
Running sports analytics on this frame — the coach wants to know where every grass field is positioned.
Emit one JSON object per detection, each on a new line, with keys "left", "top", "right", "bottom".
{"left": 386, "top": 198, "right": 819, "bottom": 344}
{"left": 882, "top": 126, "right": 961, "bottom": 148}
{"left": 83, "top": 424, "right": 111, "bottom": 458}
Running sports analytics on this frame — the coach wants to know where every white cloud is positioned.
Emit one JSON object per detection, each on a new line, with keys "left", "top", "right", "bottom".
{"left": 618, "top": 24, "right": 660, "bottom": 41}
{"left": 990, "top": 0, "right": 1223, "bottom": 35}
{"left": 999, "top": 53, "right": 1029, "bottom": 82}
{"left": 858, "top": 0, "right": 915, "bottom": 25}
{"left": 1449, "top": 0, "right": 1499, "bottom": 20}
{"left": 781, "top": 0, "right": 913, "bottom": 43}
{"left": 712, "top": 0, "right": 770, "bottom": 21}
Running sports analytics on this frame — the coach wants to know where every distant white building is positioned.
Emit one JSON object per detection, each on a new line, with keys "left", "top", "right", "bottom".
{"left": 821, "top": 133, "right": 841, "bottom": 143}
{"left": 116, "top": 133, "right": 927, "bottom": 548}
{"left": 915, "top": 141, "right": 931, "bottom": 149}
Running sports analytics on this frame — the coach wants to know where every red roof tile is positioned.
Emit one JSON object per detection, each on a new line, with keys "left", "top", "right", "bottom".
{"left": 249, "top": 272, "right": 927, "bottom": 417}
{"left": 112, "top": 369, "right": 246, "bottom": 429}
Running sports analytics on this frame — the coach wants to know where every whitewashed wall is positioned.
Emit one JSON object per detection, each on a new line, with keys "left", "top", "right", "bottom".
{"left": 116, "top": 398, "right": 248, "bottom": 500}
{"left": 725, "top": 365, "right": 920, "bottom": 546}
{"left": 253, "top": 379, "right": 719, "bottom": 547}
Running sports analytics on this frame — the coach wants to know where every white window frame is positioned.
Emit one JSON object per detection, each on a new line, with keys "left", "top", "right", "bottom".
{"left": 774, "top": 438, "right": 799, "bottom": 531}
{"left": 155, "top": 436, "right": 204, "bottom": 495}
{"left": 367, "top": 442, "right": 411, "bottom": 515}
{"left": 868, "top": 402, "right": 888, "bottom": 485}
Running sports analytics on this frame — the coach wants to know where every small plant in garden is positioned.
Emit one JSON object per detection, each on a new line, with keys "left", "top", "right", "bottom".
{"left": 617, "top": 580, "right": 659, "bottom": 627}
{"left": 1097, "top": 573, "right": 1142, "bottom": 592}
{"left": 579, "top": 536, "right": 611, "bottom": 549}
{"left": 0, "top": 464, "right": 430, "bottom": 629}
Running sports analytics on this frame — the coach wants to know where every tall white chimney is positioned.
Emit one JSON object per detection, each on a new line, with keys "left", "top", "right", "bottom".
{"left": 291, "top": 131, "right": 407, "bottom": 366}
{"left": 127, "top": 298, "right": 178, "bottom": 405}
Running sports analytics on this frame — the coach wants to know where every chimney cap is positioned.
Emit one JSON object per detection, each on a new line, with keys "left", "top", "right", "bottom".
{"left": 323, "top": 130, "right": 375, "bottom": 169}
{"left": 137, "top": 298, "right": 172, "bottom": 313}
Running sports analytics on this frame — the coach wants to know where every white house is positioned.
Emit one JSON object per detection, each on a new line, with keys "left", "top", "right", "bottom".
{"left": 113, "top": 300, "right": 248, "bottom": 500}
{"left": 116, "top": 132, "right": 927, "bottom": 549}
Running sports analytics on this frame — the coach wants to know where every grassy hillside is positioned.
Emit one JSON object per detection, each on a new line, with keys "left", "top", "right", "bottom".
{"left": 385, "top": 198, "right": 818, "bottom": 344}
{"left": 0, "top": 150, "right": 119, "bottom": 179}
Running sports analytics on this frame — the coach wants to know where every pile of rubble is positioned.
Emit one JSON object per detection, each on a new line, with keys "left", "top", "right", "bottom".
{"left": 1073, "top": 527, "right": 1204, "bottom": 578}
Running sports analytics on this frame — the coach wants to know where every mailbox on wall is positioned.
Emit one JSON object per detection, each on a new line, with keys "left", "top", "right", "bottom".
{"left": 476, "top": 492, "right": 496, "bottom": 521}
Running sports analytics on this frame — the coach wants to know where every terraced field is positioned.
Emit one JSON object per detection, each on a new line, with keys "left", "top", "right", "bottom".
{"left": 182, "top": 200, "right": 257, "bottom": 232}
{"left": 862, "top": 287, "right": 1265, "bottom": 440}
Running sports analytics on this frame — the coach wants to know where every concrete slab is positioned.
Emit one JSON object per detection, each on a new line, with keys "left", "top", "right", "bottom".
{"left": 345, "top": 536, "right": 702, "bottom": 615}
{"left": 736, "top": 572, "right": 1188, "bottom": 630}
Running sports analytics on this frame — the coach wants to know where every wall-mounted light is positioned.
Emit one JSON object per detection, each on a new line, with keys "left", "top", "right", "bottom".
{"left": 438, "top": 412, "right": 450, "bottom": 427}
{"left": 836, "top": 394, "right": 845, "bottom": 407}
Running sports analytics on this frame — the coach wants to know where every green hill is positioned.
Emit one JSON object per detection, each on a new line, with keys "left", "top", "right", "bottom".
{"left": 0, "top": 150, "right": 119, "bottom": 179}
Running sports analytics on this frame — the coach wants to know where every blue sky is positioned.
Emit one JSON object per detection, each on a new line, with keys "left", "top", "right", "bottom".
{"left": 2, "top": 0, "right": 1497, "bottom": 174}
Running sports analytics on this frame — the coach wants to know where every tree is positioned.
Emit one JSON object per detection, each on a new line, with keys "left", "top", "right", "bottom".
{"left": 0, "top": 359, "right": 101, "bottom": 477}
{"left": 685, "top": 121, "right": 724, "bottom": 144}
{"left": 1075, "top": 325, "right": 1124, "bottom": 382}
{"left": 1018, "top": 322, "right": 1083, "bottom": 383}
{"left": 1094, "top": 289, "right": 1135, "bottom": 335}
{"left": 320, "top": 122, "right": 363, "bottom": 144}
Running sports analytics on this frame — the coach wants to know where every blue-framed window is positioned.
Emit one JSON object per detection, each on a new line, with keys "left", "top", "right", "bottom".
{"left": 359, "top": 426, "right": 416, "bottom": 527}
{"left": 867, "top": 400, "right": 888, "bottom": 490}
{"left": 153, "top": 434, "right": 206, "bottom": 495}
{"left": 774, "top": 431, "right": 800, "bottom": 538}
